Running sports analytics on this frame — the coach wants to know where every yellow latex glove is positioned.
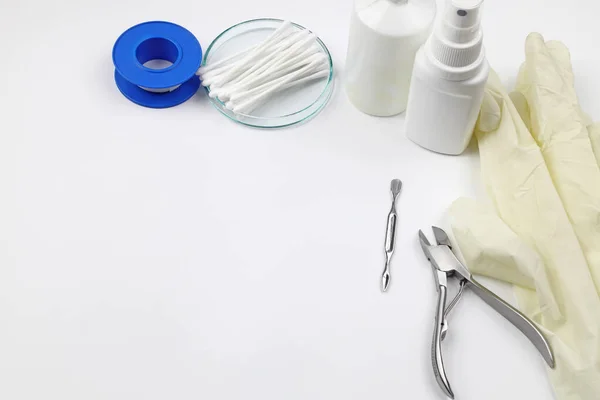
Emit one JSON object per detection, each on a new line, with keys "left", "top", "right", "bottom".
{"left": 516, "top": 34, "right": 600, "bottom": 292}
{"left": 450, "top": 34, "right": 600, "bottom": 400}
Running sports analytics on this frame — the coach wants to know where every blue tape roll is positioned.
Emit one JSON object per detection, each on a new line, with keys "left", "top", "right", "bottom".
{"left": 112, "top": 21, "right": 203, "bottom": 109}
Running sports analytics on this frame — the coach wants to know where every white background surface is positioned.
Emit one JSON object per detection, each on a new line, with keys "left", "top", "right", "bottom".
{"left": 2, "top": 0, "right": 599, "bottom": 399}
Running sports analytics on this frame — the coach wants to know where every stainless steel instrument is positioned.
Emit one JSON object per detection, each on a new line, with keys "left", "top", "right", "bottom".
{"left": 418, "top": 226, "right": 555, "bottom": 399}
{"left": 381, "top": 179, "right": 402, "bottom": 292}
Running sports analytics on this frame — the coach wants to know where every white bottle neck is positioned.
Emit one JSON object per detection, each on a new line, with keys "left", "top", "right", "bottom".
{"left": 424, "top": 39, "right": 486, "bottom": 81}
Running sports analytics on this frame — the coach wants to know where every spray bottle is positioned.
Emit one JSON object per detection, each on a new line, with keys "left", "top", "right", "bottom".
{"left": 404, "top": 0, "right": 488, "bottom": 155}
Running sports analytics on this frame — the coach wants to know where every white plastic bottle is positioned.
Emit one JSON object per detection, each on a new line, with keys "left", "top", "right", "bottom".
{"left": 404, "top": 0, "right": 489, "bottom": 155}
{"left": 345, "top": 0, "right": 436, "bottom": 116}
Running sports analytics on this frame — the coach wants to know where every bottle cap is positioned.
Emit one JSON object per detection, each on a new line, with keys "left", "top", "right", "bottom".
{"left": 428, "top": 0, "right": 484, "bottom": 71}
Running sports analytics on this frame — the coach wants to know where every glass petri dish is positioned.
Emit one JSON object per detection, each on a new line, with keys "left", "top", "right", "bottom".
{"left": 201, "top": 18, "right": 334, "bottom": 128}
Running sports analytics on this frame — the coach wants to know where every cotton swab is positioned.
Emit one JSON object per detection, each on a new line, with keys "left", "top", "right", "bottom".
{"left": 213, "top": 50, "right": 326, "bottom": 102}
{"left": 200, "top": 29, "right": 296, "bottom": 86}
{"left": 230, "top": 58, "right": 328, "bottom": 114}
{"left": 215, "top": 34, "right": 318, "bottom": 93}
{"left": 199, "top": 28, "right": 299, "bottom": 81}
{"left": 210, "top": 43, "right": 322, "bottom": 101}
{"left": 196, "top": 47, "right": 254, "bottom": 77}
{"left": 197, "top": 20, "right": 293, "bottom": 76}
{"left": 205, "top": 31, "right": 310, "bottom": 91}
{"left": 218, "top": 31, "right": 311, "bottom": 86}
{"left": 227, "top": 62, "right": 329, "bottom": 107}
{"left": 203, "top": 30, "right": 311, "bottom": 90}
{"left": 202, "top": 21, "right": 294, "bottom": 87}
{"left": 225, "top": 67, "right": 330, "bottom": 111}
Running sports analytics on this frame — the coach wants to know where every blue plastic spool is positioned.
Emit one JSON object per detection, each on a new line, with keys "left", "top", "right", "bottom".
{"left": 112, "top": 21, "right": 203, "bottom": 108}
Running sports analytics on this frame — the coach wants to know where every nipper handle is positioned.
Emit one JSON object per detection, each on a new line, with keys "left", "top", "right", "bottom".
{"left": 467, "top": 277, "right": 555, "bottom": 368}
{"left": 431, "top": 285, "right": 455, "bottom": 399}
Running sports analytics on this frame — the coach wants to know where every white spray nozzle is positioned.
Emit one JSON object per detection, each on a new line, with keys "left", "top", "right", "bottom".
{"left": 427, "top": 0, "right": 485, "bottom": 69}
{"left": 441, "top": 0, "right": 483, "bottom": 43}
{"left": 447, "top": 1, "right": 482, "bottom": 27}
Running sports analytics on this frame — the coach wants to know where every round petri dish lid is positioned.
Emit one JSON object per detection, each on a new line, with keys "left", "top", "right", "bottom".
{"left": 201, "top": 18, "right": 334, "bottom": 128}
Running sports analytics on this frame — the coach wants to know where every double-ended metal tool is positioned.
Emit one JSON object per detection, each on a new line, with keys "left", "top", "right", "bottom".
{"left": 418, "top": 226, "right": 555, "bottom": 399}
{"left": 381, "top": 179, "right": 402, "bottom": 292}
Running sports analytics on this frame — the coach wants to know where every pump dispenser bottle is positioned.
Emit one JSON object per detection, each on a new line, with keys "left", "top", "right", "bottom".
{"left": 404, "top": 0, "right": 488, "bottom": 155}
